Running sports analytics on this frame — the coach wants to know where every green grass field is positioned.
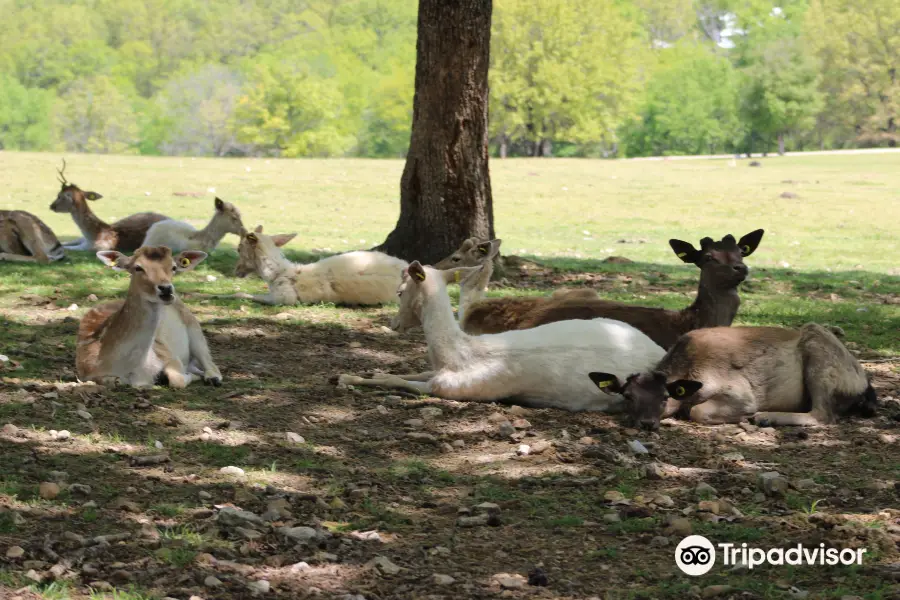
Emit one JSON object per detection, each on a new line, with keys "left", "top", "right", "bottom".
{"left": 0, "top": 151, "right": 898, "bottom": 600}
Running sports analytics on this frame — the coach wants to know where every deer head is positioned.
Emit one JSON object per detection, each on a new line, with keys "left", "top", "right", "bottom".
{"left": 669, "top": 229, "right": 764, "bottom": 290}
{"left": 589, "top": 371, "right": 703, "bottom": 431}
{"left": 234, "top": 225, "right": 297, "bottom": 278}
{"left": 433, "top": 238, "right": 502, "bottom": 269}
{"left": 49, "top": 159, "right": 103, "bottom": 213}
{"left": 97, "top": 246, "right": 206, "bottom": 305}
{"left": 390, "top": 261, "right": 482, "bottom": 333}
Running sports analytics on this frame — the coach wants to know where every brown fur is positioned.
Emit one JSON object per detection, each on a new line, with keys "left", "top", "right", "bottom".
{"left": 0, "top": 210, "right": 65, "bottom": 263}
{"left": 606, "top": 325, "right": 875, "bottom": 429}
{"left": 461, "top": 230, "right": 764, "bottom": 348}
{"left": 50, "top": 178, "right": 169, "bottom": 252}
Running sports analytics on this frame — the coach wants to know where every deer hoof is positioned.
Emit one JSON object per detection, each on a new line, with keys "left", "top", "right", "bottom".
{"left": 204, "top": 376, "right": 222, "bottom": 387}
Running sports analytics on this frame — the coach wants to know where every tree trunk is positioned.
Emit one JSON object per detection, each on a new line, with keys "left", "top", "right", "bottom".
{"left": 778, "top": 132, "right": 785, "bottom": 155}
{"left": 375, "top": 0, "right": 495, "bottom": 265}
{"left": 499, "top": 135, "right": 508, "bottom": 159}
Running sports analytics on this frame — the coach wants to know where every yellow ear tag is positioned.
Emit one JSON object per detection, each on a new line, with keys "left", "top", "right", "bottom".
{"left": 478, "top": 247, "right": 488, "bottom": 255}
{"left": 677, "top": 252, "right": 687, "bottom": 258}
{"left": 596, "top": 380, "right": 612, "bottom": 389}
{"left": 675, "top": 386, "right": 686, "bottom": 396}
{"left": 454, "top": 270, "right": 461, "bottom": 283}
{"left": 414, "top": 271, "right": 426, "bottom": 281}
{"left": 180, "top": 257, "right": 191, "bottom": 268}
{"left": 742, "top": 244, "right": 751, "bottom": 255}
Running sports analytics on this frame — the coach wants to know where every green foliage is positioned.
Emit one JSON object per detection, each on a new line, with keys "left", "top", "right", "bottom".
{"left": 0, "top": 0, "right": 896, "bottom": 156}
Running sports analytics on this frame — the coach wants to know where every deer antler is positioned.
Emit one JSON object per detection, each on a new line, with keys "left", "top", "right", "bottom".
{"left": 56, "top": 158, "right": 68, "bottom": 185}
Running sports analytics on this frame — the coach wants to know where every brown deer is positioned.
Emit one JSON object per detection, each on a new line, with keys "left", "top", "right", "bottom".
{"left": 589, "top": 324, "right": 877, "bottom": 430}
{"left": 459, "top": 230, "right": 764, "bottom": 348}
{"left": 49, "top": 160, "right": 170, "bottom": 252}
{"left": 0, "top": 210, "right": 66, "bottom": 263}
{"left": 76, "top": 246, "right": 221, "bottom": 388}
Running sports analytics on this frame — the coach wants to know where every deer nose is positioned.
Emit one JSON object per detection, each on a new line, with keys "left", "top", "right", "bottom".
{"left": 639, "top": 419, "right": 659, "bottom": 431}
{"left": 157, "top": 284, "right": 174, "bottom": 296}
{"left": 733, "top": 264, "right": 748, "bottom": 277}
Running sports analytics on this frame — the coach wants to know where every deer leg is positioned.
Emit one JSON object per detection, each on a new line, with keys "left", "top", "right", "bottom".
{"left": 0, "top": 252, "right": 39, "bottom": 263}
{"left": 361, "top": 370, "right": 435, "bottom": 381}
{"left": 688, "top": 381, "right": 755, "bottom": 425}
{"left": 338, "top": 374, "right": 431, "bottom": 395}
{"left": 63, "top": 238, "right": 92, "bottom": 251}
{"left": 751, "top": 411, "right": 825, "bottom": 427}
{"left": 181, "top": 311, "right": 222, "bottom": 386}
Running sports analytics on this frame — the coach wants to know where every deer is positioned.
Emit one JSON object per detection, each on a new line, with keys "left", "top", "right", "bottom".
{"left": 76, "top": 246, "right": 222, "bottom": 388}
{"left": 221, "top": 226, "right": 410, "bottom": 305}
{"left": 0, "top": 210, "right": 66, "bottom": 263}
{"left": 455, "top": 230, "right": 765, "bottom": 348}
{"left": 49, "top": 160, "right": 170, "bottom": 252}
{"left": 337, "top": 262, "right": 665, "bottom": 411}
{"left": 390, "top": 237, "right": 595, "bottom": 332}
{"left": 589, "top": 324, "right": 877, "bottom": 431}
{"left": 142, "top": 197, "right": 245, "bottom": 253}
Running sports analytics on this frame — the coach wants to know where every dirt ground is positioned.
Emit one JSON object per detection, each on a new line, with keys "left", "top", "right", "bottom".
{"left": 1, "top": 261, "right": 899, "bottom": 600}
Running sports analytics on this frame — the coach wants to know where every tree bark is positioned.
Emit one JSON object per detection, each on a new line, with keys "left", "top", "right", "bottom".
{"left": 375, "top": 0, "right": 495, "bottom": 265}
{"left": 778, "top": 132, "right": 785, "bottom": 155}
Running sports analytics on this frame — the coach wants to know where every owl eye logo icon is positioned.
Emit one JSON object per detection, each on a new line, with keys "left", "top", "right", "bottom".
{"left": 675, "top": 535, "right": 716, "bottom": 576}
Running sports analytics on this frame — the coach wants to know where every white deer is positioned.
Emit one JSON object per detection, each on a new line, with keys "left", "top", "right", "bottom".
{"left": 142, "top": 197, "right": 245, "bottom": 253}
{"left": 339, "top": 262, "right": 665, "bottom": 411}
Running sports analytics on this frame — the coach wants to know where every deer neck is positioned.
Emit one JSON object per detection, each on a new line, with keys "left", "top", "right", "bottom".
{"left": 190, "top": 213, "right": 232, "bottom": 250}
{"left": 457, "top": 261, "right": 494, "bottom": 323}
{"left": 71, "top": 200, "right": 110, "bottom": 241}
{"left": 421, "top": 283, "right": 470, "bottom": 370}
{"left": 255, "top": 244, "right": 295, "bottom": 283}
{"left": 685, "top": 279, "right": 740, "bottom": 329}
{"left": 103, "top": 283, "right": 163, "bottom": 357}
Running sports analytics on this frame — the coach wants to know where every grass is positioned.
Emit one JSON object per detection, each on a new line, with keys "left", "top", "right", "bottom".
{"left": 0, "top": 152, "right": 898, "bottom": 599}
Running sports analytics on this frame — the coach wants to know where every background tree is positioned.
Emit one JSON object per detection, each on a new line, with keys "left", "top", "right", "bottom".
{"left": 0, "top": 74, "right": 53, "bottom": 150}
{"left": 375, "top": 0, "right": 494, "bottom": 264}
{"left": 53, "top": 75, "right": 140, "bottom": 154}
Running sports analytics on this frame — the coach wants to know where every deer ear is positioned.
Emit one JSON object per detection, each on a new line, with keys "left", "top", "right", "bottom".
{"left": 408, "top": 261, "right": 426, "bottom": 283}
{"left": 271, "top": 233, "right": 297, "bottom": 247}
{"left": 589, "top": 372, "right": 624, "bottom": 395}
{"left": 669, "top": 239, "right": 700, "bottom": 264}
{"left": 666, "top": 379, "right": 703, "bottom": 399}
{"left": 254, "top": 225, "right": 263, "bottom": 233}
{"left": 85, "top": 191, "right": 102, "bottom": 201}
{"left": 96, "top": 251, "right": 128, "bottom": 270}
{"left": 737, "top": 229, "right": 764, "bottom": 257}
{"left": 174, "top": 251, "right": 207, "bottom": 271}
{"left": 214, "top": 197, "right": 225, "bottom": 211}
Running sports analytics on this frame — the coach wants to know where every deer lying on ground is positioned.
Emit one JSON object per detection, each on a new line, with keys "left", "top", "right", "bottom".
{"left": 338, "top": 262, "right": 665, "bottom": 411}
{"left": 142, "top": 197, "right": 245, "bottom": 253}
{"left": 589, "top": 324, "right": 877, "bottom": 430}
{"left": 49, "top": 160, "right": 170, "bottom": 252}
{"left": 456, "top": 229, "right": 764, "bottom": 348}
{"left": 221, "top": 226, "right": 410, "bottom": 305}
{"left": 76, "top": 246, "right": 221, "bottom": 388}
{"left": 0, "top": 210, "right": 66, "bottom": 263}
{"left": 391, "top": 237, "right": 595, "bottom": 332}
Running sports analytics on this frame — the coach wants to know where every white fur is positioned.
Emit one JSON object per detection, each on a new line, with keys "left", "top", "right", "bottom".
{"left": 143, "top": 220, "right": 201, "bottom": 253}
{"left": 341, "top": 264, "right": 666, "bottom": 412}
{"left": 238, "top": 231, "right": 409, "bottom": 305}
{"left": 142, "top": 199, "right": 243, "bottom": 253}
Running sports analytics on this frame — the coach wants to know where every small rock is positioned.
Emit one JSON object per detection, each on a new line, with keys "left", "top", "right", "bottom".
{"left": 497, "top": 421, "right": 516, "bottom": 437}
{"left": 198, "top": 491, "right": 212, "bottom": 500}
{"left": 627, "top": 440, "right": 649, "bottom": 455}
{"left": 457, "top": 514, "right": 490, "bottom": 527}
{"left": 404, "top": 419, "right": 425, "bottom": 428}
{"left": 702, "top": 585, "right": 734, "bottom": 598}
{"left": 604, "top": 490, "right": 627, "bottom": 503}
{"left": 758, "top": 471, "right": 789, "bottom": 497}
{"left": 109, "top": 498, "right": 141, "bottom": 513}
{"left": 440, "top": 442, "right": 454, "bottom": 453}
{"left": 721, "top": 452, "right": 744, "bottom": 462}
{"left": 666, "top": 517, "right": 693, "bottom": 536}
{"left": 279, "top": 526, "right": 319, "bottom": 544}
{"left": 695, "top": 482, "right": 717, "bottom": 497}
{"left": 69, "top": 483, "right": 92, "bottom": 496}
{"left": 530, "top": 439, "right": 552, "bottom": 454}
{"left": 740, "top": 422, "right": 758, "bottom": 433}
{"left": 87, "top": 294, "right": 99, "bottom": 302}
{"left": 76, "top": 409, "right": 93, "bottom": 420}
{"left": 285, "top": 432, "right": 305, "bottom": 444}
{"left": 1, "top": 423, "right": 18, "bottom": 436}
{"left": 420, "top": 407, "right": 442, "bottom": 420}
{"left": 487, "top": 412, "right": 507, "bottom": 423}
{"left": 369, "top": 556, "right": 401, "bottom": 575}
{"left": 205, "top": 575, "right": 223, "bottom": 587}
{"left": 217, "top": 507, "right": 266, "bottom": 528}
{"left": 603, "top": 512, "right": 622, "bottom": 523}
{"left": 39, "top": 482, "right": 60, "bottom": 500}
{"left": 652, "top": 494, "right": 675, "bottom": 508}
{"left": 793, "top": 478, "right": 817, "bottom": 491}
{"left": 517, "top": 444, "right": 531, "bottom": 456}
{"left": 407, "top": 432, "right": 437, "bottom": 442}
{"left": 219, "top": 466, "right": 245, "bottom": 477}
{"left": 433, "top": 573, "right": 455, "bottom": 585}
{"left": 236, "top": 527, "right": 264, "bottom": 540}
{"left": 452, "top": 439, "right": 466, "bottom": 448}
{"left": 753, "top": 492, "right": 766, "bottom": 502}
{"left": 6, "top": 545, "right": 24, "bottom": 559}
{"left": 511, "top": 418, "right": 531, "bottom": 430}
{"left": 493, "top": 573, "right": 527, "bottom": 590}
{"left": 650, "top": 535, "right": 670, "bottom": 547}
{"left": 248, "top": 580, "right": 270, "bottom": 595}
{"left": 290, "top": 562, "right": 311, "bottom": 572}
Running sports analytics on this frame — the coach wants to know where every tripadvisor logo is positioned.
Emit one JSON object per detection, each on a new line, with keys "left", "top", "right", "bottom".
{"left": 675, "top": 535, "right": 867, "bottom": 576}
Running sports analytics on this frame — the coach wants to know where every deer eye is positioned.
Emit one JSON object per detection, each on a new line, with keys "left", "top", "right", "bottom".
{"left": 172, "top": 266, "right": 178, "bottom": 272}
{"left": 452, "top": 256, "right": 461, "bottom": 262}
{"left": 134, "top": 265, "right": 144, "bottom": 273}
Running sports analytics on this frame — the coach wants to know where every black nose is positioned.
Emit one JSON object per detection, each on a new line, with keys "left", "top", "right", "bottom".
{"left": 733, "top": 264, "right": 748, "bottom": 277}
{"left": 157, "top": 284, "right": 174, "bottom": 296}
{"left": 639, "top": 419, "right": 659, "bottom": 431}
